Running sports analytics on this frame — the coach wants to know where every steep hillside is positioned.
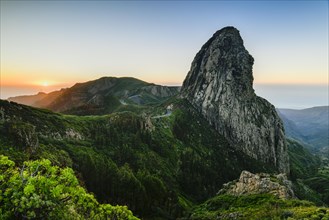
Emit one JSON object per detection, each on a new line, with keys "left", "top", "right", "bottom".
{"left": 0, "top": 99, "right": 273, "bottom": 219}
{"left": 287, "top": 139, "right": 329, "bottom": 206}
{"left": 288, "top": 139, "right": 321, "bottom": 180}
{"left": 278, "top": 106, "right": 329, "bottom": 151}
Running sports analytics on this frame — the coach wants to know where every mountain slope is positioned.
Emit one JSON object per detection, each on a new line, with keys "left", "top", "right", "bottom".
{"left": 7, "top": 92, "right": 48, "bottom": 106}
{"left": 278, "top": 106, "right": 329, "bottom": 150}
{"left": 7, "top": 77, "right": 180, "bottom": 115}
{"left": 0, "top": 99, "right": 274, "bottom": 219}
{"left": 7, "top": 89, "right": 66, "bottom": 108}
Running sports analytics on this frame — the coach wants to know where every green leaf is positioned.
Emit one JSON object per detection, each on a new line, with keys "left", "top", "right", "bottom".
{"left": 23, "top": 184, "right": 35, "bottom": 196}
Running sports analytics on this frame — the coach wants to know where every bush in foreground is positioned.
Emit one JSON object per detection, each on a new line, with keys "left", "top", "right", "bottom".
{"left": 0, "top": 155, "right": 139, "bottom": 220}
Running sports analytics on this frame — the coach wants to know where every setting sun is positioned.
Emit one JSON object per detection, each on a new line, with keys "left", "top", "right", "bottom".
{"left": 42, "top": 81, "right": 49, "bottom": 87}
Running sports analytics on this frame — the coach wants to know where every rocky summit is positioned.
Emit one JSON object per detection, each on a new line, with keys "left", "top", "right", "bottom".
{"left": 182, "top": 26, "right": 289, "bottom": 173}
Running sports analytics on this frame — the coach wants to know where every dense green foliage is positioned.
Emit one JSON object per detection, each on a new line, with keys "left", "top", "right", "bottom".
{"left": 0, "top": 155, "right": 138, "bottom": 219}
{"left": 188, "top": 193, "right": 329, "bottom": 220}
{"left": 288, "top": 139, "right": 321, "bottom": 180}
{"left": 0, "top": 99, "right": 274, "bottom": 219}
{"left": 302, "top": 167, "right": 329, "bottom": 205}
{"left": 288, "top": 139, "right": 329, "bottom": 206}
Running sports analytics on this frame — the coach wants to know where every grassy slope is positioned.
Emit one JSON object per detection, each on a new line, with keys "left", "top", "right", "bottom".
{"left": 188, "top": 193, "right": 329, "bottom": 220}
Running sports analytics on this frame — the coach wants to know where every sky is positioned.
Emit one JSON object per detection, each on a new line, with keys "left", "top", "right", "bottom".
{"left": 0, "top": 1, "right": 328, "bottom": 108}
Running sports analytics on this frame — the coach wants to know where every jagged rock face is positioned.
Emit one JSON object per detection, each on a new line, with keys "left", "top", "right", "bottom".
{"left": 218, "top": 171, "right": 295, "bottom": 199}
{"left": 182, "top": 26, "right": 289, "bottom": 173}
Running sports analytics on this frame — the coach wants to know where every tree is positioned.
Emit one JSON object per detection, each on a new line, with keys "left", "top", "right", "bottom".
{"left": 0, "top": 155, "right": 139, "bottom": 220}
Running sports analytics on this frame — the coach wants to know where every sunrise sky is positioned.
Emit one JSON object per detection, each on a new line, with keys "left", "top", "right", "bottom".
{"left": 0, "top": 1, "right": 328, "bottom": 108}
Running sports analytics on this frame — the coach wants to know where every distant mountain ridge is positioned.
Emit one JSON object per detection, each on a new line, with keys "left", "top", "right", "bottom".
{"left": 7, "top": 92, "right": 47, "bottom": 106}
{"left": 7, "top": 89, "right": 67, "bottom": 108}
{"left": 277, "top": 106, "right": 329, "bottom": 151}
{"left": 7, "top": 77, "right": 180, "bottom": 115}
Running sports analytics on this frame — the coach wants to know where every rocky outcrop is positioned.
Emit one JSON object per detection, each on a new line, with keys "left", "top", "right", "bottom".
{"left": 181, "top": 26, "right": 289, "bottom": 173}
{"left": 139, "top": 85, "right": 180, "bottom": 98}
{"left": 218, "top": 171, "right": 295, "bottom": 199}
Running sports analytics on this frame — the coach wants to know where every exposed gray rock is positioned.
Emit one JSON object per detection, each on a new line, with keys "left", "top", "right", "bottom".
{"left": 39, "top": 129, "right": 84, "bottom": 141}
{"left": 181, "top": 26, "right": 289, "bottom": 173}
{"left": 140, "top": 85, "right": 180, "bottom": 98}
{"left": 218, "top": 170, "right": 295, "bottom": 199}
{"left": 65, "top": 129, "right": 83, "bottom": 140}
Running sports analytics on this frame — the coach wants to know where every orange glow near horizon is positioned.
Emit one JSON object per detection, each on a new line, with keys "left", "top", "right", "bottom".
{"left": 42, "top": 82, "right": 49, "bottom": 87}
{"left": 0, "top": 60, "right": 327, "bottom": 88}
{"left": 1, "top": 71, "right": 328, "bottom": 88}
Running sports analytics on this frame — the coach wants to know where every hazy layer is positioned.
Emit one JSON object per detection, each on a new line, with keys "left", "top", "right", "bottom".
{"left": 1, "top": 84, "right": 327, "bottom": 109}
{"left": 254, "top": 84, "right": 328, "bottom": 109}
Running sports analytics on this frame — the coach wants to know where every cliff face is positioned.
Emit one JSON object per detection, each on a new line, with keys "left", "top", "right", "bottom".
{"left": 182, "top": 26, "right": 289, "bottom": 173}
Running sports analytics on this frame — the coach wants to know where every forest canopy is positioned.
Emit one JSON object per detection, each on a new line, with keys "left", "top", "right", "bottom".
{"left": 0, "top": 155, "right": 139, "bottom": 220}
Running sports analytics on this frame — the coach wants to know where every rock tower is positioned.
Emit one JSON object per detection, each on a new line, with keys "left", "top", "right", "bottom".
{"left": 182, "top": 26, "right": 289, "bottom": 173}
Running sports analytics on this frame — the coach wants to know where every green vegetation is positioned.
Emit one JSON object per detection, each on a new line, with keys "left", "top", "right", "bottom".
{"left": 1, "top": 99, "right": 327, "bottom": 219}
{"left": 0, "top": 99, "right": 276, "bottom": 219}
{"left": 288, "top": 139, "right": 329, "bottom": 206}
{"left": 288, "top": 139, "right": 321, "bottom": 180}
{"left": 43, "top": 77, "right": 180, "bottom": 115}
{"left": 188, "top": 193, "right": 329, "bottom": 220}
{"left": 0, "top": 155, "right": 138, "bottom": 220}
{"left": 303, "top": 167, "right": 329, "bottom": 205}
{"left": 187, "top": 138, "right": 329, "bottom": 219}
